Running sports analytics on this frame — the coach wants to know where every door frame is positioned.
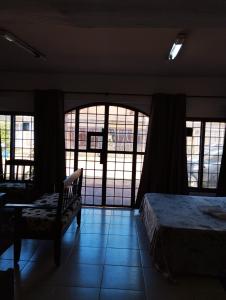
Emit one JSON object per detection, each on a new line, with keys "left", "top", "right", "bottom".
{"left": 65, "top": 102, "right": 148, "bottom": 207}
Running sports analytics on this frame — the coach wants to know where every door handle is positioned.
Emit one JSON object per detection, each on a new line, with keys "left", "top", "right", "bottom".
{"left": 87, "top": 129, "right": 106, "bottom": 164}
{"left": 100, "top": 150, "right": 104, "bottom": 164}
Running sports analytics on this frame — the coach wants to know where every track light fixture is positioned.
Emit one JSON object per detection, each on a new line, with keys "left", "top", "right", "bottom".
{"left": 168, "top": 33, "right": 186, "bottom": 60}
{"left": 0, "top": 29, "right": 46, "bottom": 60}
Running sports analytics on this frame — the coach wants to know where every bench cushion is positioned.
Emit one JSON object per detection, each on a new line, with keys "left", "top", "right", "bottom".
{"left": 21, "top": 193, "right": 81, "bottom": 234}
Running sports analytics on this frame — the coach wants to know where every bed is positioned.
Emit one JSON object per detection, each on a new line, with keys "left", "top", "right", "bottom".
{"left": 140, "top": 193, "right": 226, "bottom": 277}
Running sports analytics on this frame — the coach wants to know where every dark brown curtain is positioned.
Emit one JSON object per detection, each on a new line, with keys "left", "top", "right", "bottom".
{"left": 136, "top": 93, "right": 188, "bottom": 208}
{"left": 216, "top": 131, "right": 226, "bottom": 196}
{"left": 34, "top": 90, "right": 65, "bottom": 193}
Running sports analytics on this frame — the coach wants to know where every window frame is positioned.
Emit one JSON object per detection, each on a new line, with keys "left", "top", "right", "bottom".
{"left": 187, "top": 117, "right": 226, "bottom": 193}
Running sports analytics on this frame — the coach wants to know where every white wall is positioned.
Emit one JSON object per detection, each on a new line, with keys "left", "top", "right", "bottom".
{"left": 0, "top": 92, "right": 34, "bottom": 113}
{"left": 186, "top": 97, "right": 226, "bottom": 119}
{"left": 0, "top": 72, "right": 226, "bottom": 118}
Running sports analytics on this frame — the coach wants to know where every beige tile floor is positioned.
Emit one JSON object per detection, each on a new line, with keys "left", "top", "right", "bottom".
{"left": 0, "top": 207, "right": 225, "bottom": 300}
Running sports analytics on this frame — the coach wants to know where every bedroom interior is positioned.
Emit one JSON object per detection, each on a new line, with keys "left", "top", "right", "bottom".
{"left": 1, "top": 1, "right": 226, "bottom": 300}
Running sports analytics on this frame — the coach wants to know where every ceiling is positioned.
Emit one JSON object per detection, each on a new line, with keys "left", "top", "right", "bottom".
{"left": 1, "top": 1, "right": 226, "bottom": 77}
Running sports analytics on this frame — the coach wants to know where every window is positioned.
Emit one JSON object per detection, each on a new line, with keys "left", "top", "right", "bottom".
{"left": 0, "top": 114, "right": 34, "bottom": 173}
{"left": 14, "top": 115, "right": 34, "bottom": 160}
{"left": 186, "top": 120, "right": 226, "bottom": 190}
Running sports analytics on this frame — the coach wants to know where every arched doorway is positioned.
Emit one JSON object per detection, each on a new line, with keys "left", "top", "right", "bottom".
{"left": 65, "top": 104, "right": 149, "bottom": 207}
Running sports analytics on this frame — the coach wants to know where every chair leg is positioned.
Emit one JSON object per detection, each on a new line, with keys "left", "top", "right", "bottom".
{"left": 13, "top": 207, "right": 22, "bottom": 266}
{"left": 14, "top": 238, "right": 21, "bottom": 266}
{"left": 0, "top": 268, "right": 14, "bottom": 300}
{"left": 54, "top": 237, "right": 61, "bottom": 267}
{"left": 77, "top": 209, "right": 81, "bottom": 227}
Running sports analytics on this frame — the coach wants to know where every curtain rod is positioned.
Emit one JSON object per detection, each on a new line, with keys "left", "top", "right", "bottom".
{"left": 0, "top": 89, "right": 226, "bottom": 98}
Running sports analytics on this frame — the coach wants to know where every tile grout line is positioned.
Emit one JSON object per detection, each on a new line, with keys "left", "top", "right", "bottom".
{"left": 135, "top": 213, "right": 148, "bottom": 300}
{"left": 98, "top": 222, "right": 110, "bottom": 300}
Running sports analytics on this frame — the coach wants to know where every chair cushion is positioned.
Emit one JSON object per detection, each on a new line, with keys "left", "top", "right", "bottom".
{"left": 0, "top": 182, "right": 27, "bottom": 190}
{"left": 0, "top": 181, "right": 35, "bottom": 203}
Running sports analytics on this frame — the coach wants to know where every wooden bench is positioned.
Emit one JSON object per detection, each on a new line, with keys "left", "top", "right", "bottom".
{"left": 5, "top": 168, "right": 83, "bottom": 266}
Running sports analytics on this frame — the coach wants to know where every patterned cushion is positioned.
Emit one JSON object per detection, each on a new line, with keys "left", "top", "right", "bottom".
{"left": 34, "top": 193, "right": 59, "bottom": 207}
{"left": 21, "top": 193, "right": 81, "bottom": 234}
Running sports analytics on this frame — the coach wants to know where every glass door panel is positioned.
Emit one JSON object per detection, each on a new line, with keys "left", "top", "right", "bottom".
{"left": 106, "top": 153, "right": 133, "bottom": 206}
{"left": 78, "top": 152, "right": 103, "bottom": 205}
{"left": 77, "top": 106, "right": 105, "bottom": 205}
{"left": 108, "top": 106, "right": 134, "bottom": 152}
{"left": 79, "top": 106, "right": 105, "bottom": 150}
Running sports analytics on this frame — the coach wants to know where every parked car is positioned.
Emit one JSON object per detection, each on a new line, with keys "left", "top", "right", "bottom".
{"left": 187, "top": 146, "right": 223, "bottom": 188}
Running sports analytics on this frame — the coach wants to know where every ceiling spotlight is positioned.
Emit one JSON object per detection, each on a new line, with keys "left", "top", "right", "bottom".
{"left": 0, "top": 29, "right": 46, "bottom": 60}
{"left": 168, "top": 33, "right": 186, "bottom": 61}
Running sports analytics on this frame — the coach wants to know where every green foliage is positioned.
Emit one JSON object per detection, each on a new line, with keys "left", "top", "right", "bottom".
{"left": 0, "top": 121, "right": 10, "bottom": 150}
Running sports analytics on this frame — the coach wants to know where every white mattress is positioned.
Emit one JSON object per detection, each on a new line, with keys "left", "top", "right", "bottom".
{"left": 144, "top": 193, "right": 226, "bottom": 231}
{"left": 141, "top": 193, "right": 226, "bottom": 276}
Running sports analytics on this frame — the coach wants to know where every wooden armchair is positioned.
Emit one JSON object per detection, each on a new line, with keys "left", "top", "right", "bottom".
{"left": 0, "top": 159, "right": 35, "bottom": 202}
{"left": 0, "top": 193, "right": 14, "bottom": 300}
{"left": 5, "top": 168, "right": 83, "bottom": 266}
{"left": 3, "top": 159, "right": 34, "bottom": 182}
{"left": 0, "top": 269, "right": 14, "bottom": 300}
